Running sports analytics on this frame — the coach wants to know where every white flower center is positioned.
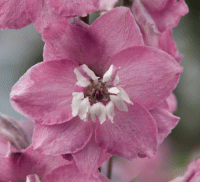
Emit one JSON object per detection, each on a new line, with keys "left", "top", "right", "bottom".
{"left": 72, "top": 64, "right": 132, "bottom": 124}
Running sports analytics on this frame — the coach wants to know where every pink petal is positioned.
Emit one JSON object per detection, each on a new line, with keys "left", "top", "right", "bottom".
{"left": 33, "top": 118, "right": 93, "bottom": 155}
{"left": 108, "top": 46, "right": 183, "bottom": 110}
{"left": 73, "top": 135, "right": 111, "bottom": 176}
{"left": 132, "top": 0, "right": 160, "bottom": 47}
{"left": 150, "top": 108, "right": 179, "bottom": 144}
{"left": 45, "top": 164, "right": 106, "bottom": 182}
{"left": 0, "top": 0, "right": 31, "bottom": 29}
{"left": 18, "top": 145, "right": 70, "bottom": 180}
{"left": 25, "top": 0, "right": 71, "bottom": 33}
{"left": 46, "top": 0, "right": 100, "bottom": 17}
{"left": 136, "top": 0, "right": 189, "bottom": 32}
{"left": 43, "top": 7, "right": 144, "bottom": 77}
{"left": 0, "top": 154, "right": 22, "bottom": 181}
{"left": 158, "top": 93, "right": 177, "bottom": 113}
{"left": 71, "top": 17, "right": 90, "bottom": 29}
{"left": 42, "top": 21, "right": 102, "bottom": 69}
{"left": 95, "top": 103, "right": 158, "bottom": 159}
{"left": 159, "top": 29, "right": 183, "bottom": 63}
{"left": 10, "top": 59, "right": 78, "bottom": 125}
{"left": 90, "top": 7, "right": 144, "bottom": 76}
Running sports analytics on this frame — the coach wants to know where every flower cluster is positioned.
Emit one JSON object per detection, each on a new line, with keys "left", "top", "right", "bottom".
{"left": 0, "top": 0, "right": 189, "bottom": 181}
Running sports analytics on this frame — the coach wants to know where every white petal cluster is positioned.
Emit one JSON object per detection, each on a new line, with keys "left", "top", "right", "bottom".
{"left": 72, "top": 64, "right": 132, "bottom": 124}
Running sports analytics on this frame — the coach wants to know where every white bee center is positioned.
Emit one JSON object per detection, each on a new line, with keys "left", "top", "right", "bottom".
{"left": 72, "top": 64, "right": 132, "bottom": 124}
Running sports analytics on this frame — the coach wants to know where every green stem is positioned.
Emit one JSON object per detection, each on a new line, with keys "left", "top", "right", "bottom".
{"left": 107, "top": 157, "right": 113, "bottom": 179}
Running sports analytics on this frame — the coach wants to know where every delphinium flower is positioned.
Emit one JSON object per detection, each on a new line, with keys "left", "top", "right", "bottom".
{"left": 132, "top": 0, "right": 189, "bottom": 62}
{"left": 0, "top": 113, "right": 108, "bottom": 182}
{"left": 170, "top": 157, "right": 200, "bottom": 182}
{"left": 0, "top": 0, "right": 100, "bottom": 32}
{"left": 10, "top": 6, "right": 182, "bottom": 171}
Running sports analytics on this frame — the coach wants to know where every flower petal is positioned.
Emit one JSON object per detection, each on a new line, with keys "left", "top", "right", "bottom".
{"left": 0, "top": 0, "right": 31, "bottom": 29}
{"left": 133, "top": 0, "right": 189, "bottom": 32}
{"left": 73, "top": 135, "right": 111, "bottom": 176}
{"left": 25, "top": 0, "right": 70, "bottom": 33}
{"left": 150, "top": 108, "right": 179, "bottom": 144}
{"left": 108, "top": 46, "right": 183, "bottom": 110}
{"left": 45, "top": 164, "right": 105, "bottom": 182}
{"left": 33, "top": 118, "right": 93, "bottom": 155}
{"left": 47, "top": 0, "right": 100, "bottom": 17}
{"left": 42, "top": 20, "right": 102, "bottom": 69}
{"left": 90, "top": 7, "right": 144, "bottom": 76}
{"left": 10, "top": 59, "right": 78, "bottom": 125}
{"left": 95, "top": 103, "right": 158, "bottom": 159}
{"left": 159, "top": 29, "right": 183, "bottom": 63}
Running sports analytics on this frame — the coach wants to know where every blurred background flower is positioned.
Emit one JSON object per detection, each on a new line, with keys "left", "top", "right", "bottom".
{"left": 0, "top": 0, "right": 199, "bottom": 180}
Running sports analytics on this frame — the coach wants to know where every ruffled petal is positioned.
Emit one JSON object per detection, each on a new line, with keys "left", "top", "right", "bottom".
{"left": 10, "top": 60, "right": 78, "bottom": 125}
{"left": 47, "top": 0, "right": 100, "bottom": 17}
{"left": 95, "top": 103, "right": 158, "bottom": 159}
{"left": 159, "top": 29, "right": 183, "bottom": 63}
{"left": 108, "top": 46, "right": 183, "bottom": 110}
{"left": 0, "top": 0, "right": 31, "bottom": 29}
{"left": 25, "top": 0, "right": 71, "bottom": 33}
{"left": 33, "top": 118, "right": 93, "bottom": 155}
{"left": 150, "top": 108, "right": 180, "bottom": 144}
{"left": 133, "top": 0, "right": 189, "bottom": 32}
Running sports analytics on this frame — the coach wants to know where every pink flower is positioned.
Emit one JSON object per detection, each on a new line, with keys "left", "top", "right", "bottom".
{"left": 101, "top": 140, "right": 174, "bottom": 182}
{"left": 132, "top": 0, "right": 189, "bottom": 62}
{"left": 0, "top": 113, "right": 108, "bottom": 181}
{"left": 0, "top": 0, "right": 100, "bottom": 32}
{"left": 0, "top": 144, "right": 108, "bottom": 182}
{"left": 170, "top": 157, "right": 200, "bottom": 182}
{"left": 10, "top": 7, "right": 182, "bottom": 161}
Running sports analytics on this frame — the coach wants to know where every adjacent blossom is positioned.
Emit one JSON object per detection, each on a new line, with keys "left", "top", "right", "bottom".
{"left": 10, "top": 7, "right": 182, "bottom": 163}
{"left": 170, "top": 157, "right": 200, "bottom": 182}
{"left": 132, "top": 0, "right": 189, "bottom": 62}
{"left": 0, "top": 0, "right": 100, "bottom": 32}
{"left": 0, "top": 113, "right": 30, "bottom": 156}
{"left": 101, "top": 140, "right": 174, "bottom": 182}
{"left": 0, "top": 114, "right": 109, "bottom": 181}
{"left": 0, "top": 144, "right": 109, "bottom": 182}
